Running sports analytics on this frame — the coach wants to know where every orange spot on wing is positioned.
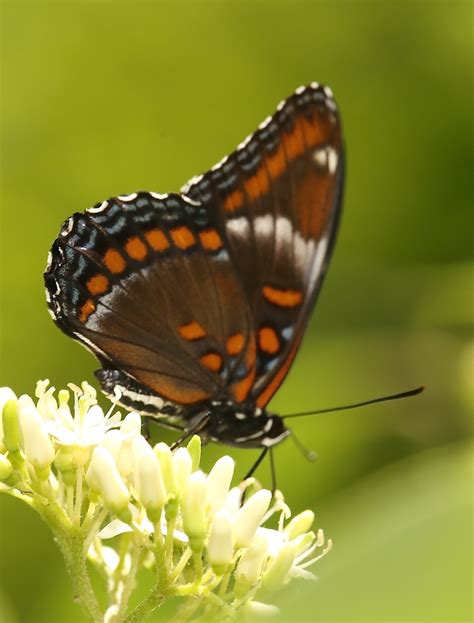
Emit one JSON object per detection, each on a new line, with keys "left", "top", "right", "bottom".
{"left": 178, "top": 321, "right": 206, "bottom": 341}
{"left": 283, "top": 117, "right": 305, "bottom": 159}
{"left": 300, "top": 113, "right": 328, "bottom": 146}
{"left": 231, "top": 333, "right": 256, "bottom": 402}
{"left": 79, "top": 299, "right": 96, "bottom": 322}
{"left": 199, "top": 352, "right": 223, "bottom": 373}
{"left": 170, "top": 226, "right": 196, "bottom": 250}
{"left": 87, "top": 274, "right": 109, "bottom": 295}
{"left": 256, "top": 339, "right": 300, "bottom": 408}
{"left": 103, "top": 248, "right": 126, "bottom": 274}
{"left": 199, "top": 228, "right": 223, "bottom": 251}
{"left": 244, "top": 164, "right": 270, "bottom": 200}
{"left": 145, "top": 228, "right": 169, "bottom": 252}
{"left": 262, "top": 285, "right": 303, "bottom": 307}
{"left": 258, "top": 327, "right": 280, "bottom": 354}
{"left": 125, "top": 236, "right": 147, "bottom": 261}
{"left": 265, "top": 143, "right": 287, "bottom": 179}
{"left": 223, "top": 189, "right": 244, "bottom": 212}
{"left": 226, "top": 332, "right": 245, "bottom": 356}
{"left": 233, "top": 368, "right": 256, "bottom": 402}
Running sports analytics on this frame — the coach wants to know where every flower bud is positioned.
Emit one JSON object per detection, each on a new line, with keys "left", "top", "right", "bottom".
{"left": 172, "top": 447, "right": 192, "bottom": 495}
{"left": 100, "top": 430, "right": 123, "bottom": 461}
{"left": 87, "top": 447, "right": 130, "bottom": 519}
{"left": 0, "top": 454, "right": 13, "bottom": 481}
{"left": 241, "top": 601, "right": 279, "bottom": 619}
{"left": 120, "top": 411, "right": 142, "bottom": 437}
{"left": 2, "top": 399, "right": 21, "bottom": 453}
{"left": 234, "top": 489, "right": 272, "bottom": 549}
{"left": 18, "top": 397, "right": 55, "bottom": 473}
{"left": 223, "top": 486, "right": 242, "bottom": 516}
{"left": 0, "top": 388, "right": 16, "bottom": 451}
{"left": 206, "top": 455, "right": 234, "bottom": 516}
{"left": 186, "top": 435, "right": 201, "bottom": 471}
{"left": 262, "top": 541, "right": 297, "bottom": 590}
{"left": 181, "top": 470, "right": 208, "bottom": 551}
{"left": 207, "top": 510, "right": 234, "bottom": 574}
{"left": 284, "top": 510, "right": 314, "bottom": 539}
{"left": 135, "top": 450, "right": 168, "bottom": 522}
{"left": 235, "top": 531, "right": 269, "bottom": 595}
{"left": 154, "top": 442, "right": 176, "bottom": 495}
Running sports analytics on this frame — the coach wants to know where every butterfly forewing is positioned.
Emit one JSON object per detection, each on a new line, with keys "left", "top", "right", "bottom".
{"left": 182, "top": 84, "right": 344, "bottom": 406}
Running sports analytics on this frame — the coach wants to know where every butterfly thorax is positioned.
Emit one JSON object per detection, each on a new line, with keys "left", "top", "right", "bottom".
{"left": 192, "top": 400, "right": 290, "bottom": 449}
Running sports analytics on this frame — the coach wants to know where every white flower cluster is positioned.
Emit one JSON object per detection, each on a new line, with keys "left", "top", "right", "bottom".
{"left": 0, "top": 381, "right": 331, "bottom": 623}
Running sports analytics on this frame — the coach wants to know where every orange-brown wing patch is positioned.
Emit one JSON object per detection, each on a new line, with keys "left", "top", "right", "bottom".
{"left": 170, "top": 226, "right": 196, "bottom": 250}
{"left": 230, "top": 333, "right": 257, "bottom": 402}
{"left": 145, "top": 228, "right": 169, "bottom": 252}
{"left": 178, "top": 321, "right": 206, "bottom": 341}
{"left": 243, "top": 165, "right": 270, "bottom": 201}
{"left": 79, "top": 299, "right": 96, "bottom": 323}
{"left": 125, "top": 236, "right": 148, "bottom": 261}
{"left": 226, "top": 332, "right": 245, "bottom": 356}
{"left": 87, "top": 274, "right": 109, "bottom": 295}
{"left": 258, "top": 327, "right": 280, "bottom": 354}
{"left": 262, "top": 285, "right": 303, "bottom": 308}
{"left": 103, "top": 249, "right": 126, "bottom": 274}
{"left": 232, "top": 368, "right": 256, "bottom": 402}
{"left": 256, "top": 339, "right": 300, "bottom": 408}
{"left": 223, "top": 189, "right": 245, "bottom": 213}
{"left": 199, "top": 228, "right": 223, "bottom": 252}
{"left": 199, "top": 352, "right": 223, "bottom": 373}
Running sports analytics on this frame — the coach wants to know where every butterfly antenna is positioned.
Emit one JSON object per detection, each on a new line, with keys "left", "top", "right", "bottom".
{"left": 291, "top": 431, "right": 318, "bottom": 462}
{"left": 269, "top": 447, "right": 277, "bottom": 497}
{"left": 282, "top": 386, "right": 424, "bottom": 420}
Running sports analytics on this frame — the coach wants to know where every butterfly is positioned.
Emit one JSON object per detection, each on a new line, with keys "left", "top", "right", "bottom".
{"left": 44, "top": 83, "right": 344, "bottom": 452}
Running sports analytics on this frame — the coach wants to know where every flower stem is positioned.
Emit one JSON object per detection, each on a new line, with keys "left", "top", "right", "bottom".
{"left": 55, "top": 526, "right": 103, "bottom": 622}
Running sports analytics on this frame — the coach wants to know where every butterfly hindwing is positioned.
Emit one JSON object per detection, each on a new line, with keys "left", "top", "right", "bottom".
{"left": 45, "top": 192, "right": 256, "bottom": 413}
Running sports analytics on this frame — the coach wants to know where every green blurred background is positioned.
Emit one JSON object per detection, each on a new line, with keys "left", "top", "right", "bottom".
{"left": 0, "top": 1, "right": 472, "bottom": 622}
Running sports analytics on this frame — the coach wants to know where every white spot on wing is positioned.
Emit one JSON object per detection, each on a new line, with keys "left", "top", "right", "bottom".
{"left": 310, "top": 81, "right": 320, "bottom": 89}
{"left": 323, "top": 86, "right": 333, "bottom": 99}
{"left": 258, "top": 115, "right": 272, "bottom": 130}
{"left": 295, "top": 85, "right": 305, "bottom": 95}
{"left": 254, "top": 214, "right": 274, "bottom": 238}
{"left": 182, "top": 195, "right": 201, "bottom": 206}
{"left": 313, "top": 147, "right": 328, "bottom": 168}
{"left": 61, "top": 217, "right": 74, "bottom": 237}
{"left": 238, "top": 134, "right": 252, "bottom": 150}
{"left": 87, "top": 200, "right": 108, "bottom": 214}
{"left": 180, "top": 174, "right": 203, "bottom": 194}
{"left": 226, "top": 216, "right": 250, "bottom": 239}
{"left": 275, "top": 216, "right": 293, "bottom": 247}
{"left": 150, "top": 191, "right": 168, "bottom": 200}
{"left": 45, "top": 251, "right": 53, "bottom": 271}
{"left": 211, "top": 155, "right": 228, "bottom": 171}
{"left": 327, "top": 147, "right": 338, "bottom": 174}
{"left": 118, "top": 193, "right": 138, "bottom": 202}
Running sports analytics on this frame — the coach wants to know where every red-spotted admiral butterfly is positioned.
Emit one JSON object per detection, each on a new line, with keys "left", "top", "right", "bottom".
{"left": 44, "top": 83, "right": 344, "bottom": 450}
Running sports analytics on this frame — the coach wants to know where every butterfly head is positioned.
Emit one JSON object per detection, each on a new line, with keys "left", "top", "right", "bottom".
{"left": 202, "top": 400, "right": 290, "bottom": 449}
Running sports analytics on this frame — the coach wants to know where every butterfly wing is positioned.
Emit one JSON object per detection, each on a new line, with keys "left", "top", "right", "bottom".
{"left": 45, "top": 192, "right": 256, "bottom": 419}
{"left": 182, "top": 83, "right": 344, "bottom": 407}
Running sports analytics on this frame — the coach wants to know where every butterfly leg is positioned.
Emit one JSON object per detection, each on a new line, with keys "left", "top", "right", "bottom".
{"left": 141, "top": 417, "right": 151, "bottom": 440}
{"left": 243, "top": 447, "right": 268, "bottom": 481}
{"left": 169, "top": 413, "right": 211, "bottom": 450}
